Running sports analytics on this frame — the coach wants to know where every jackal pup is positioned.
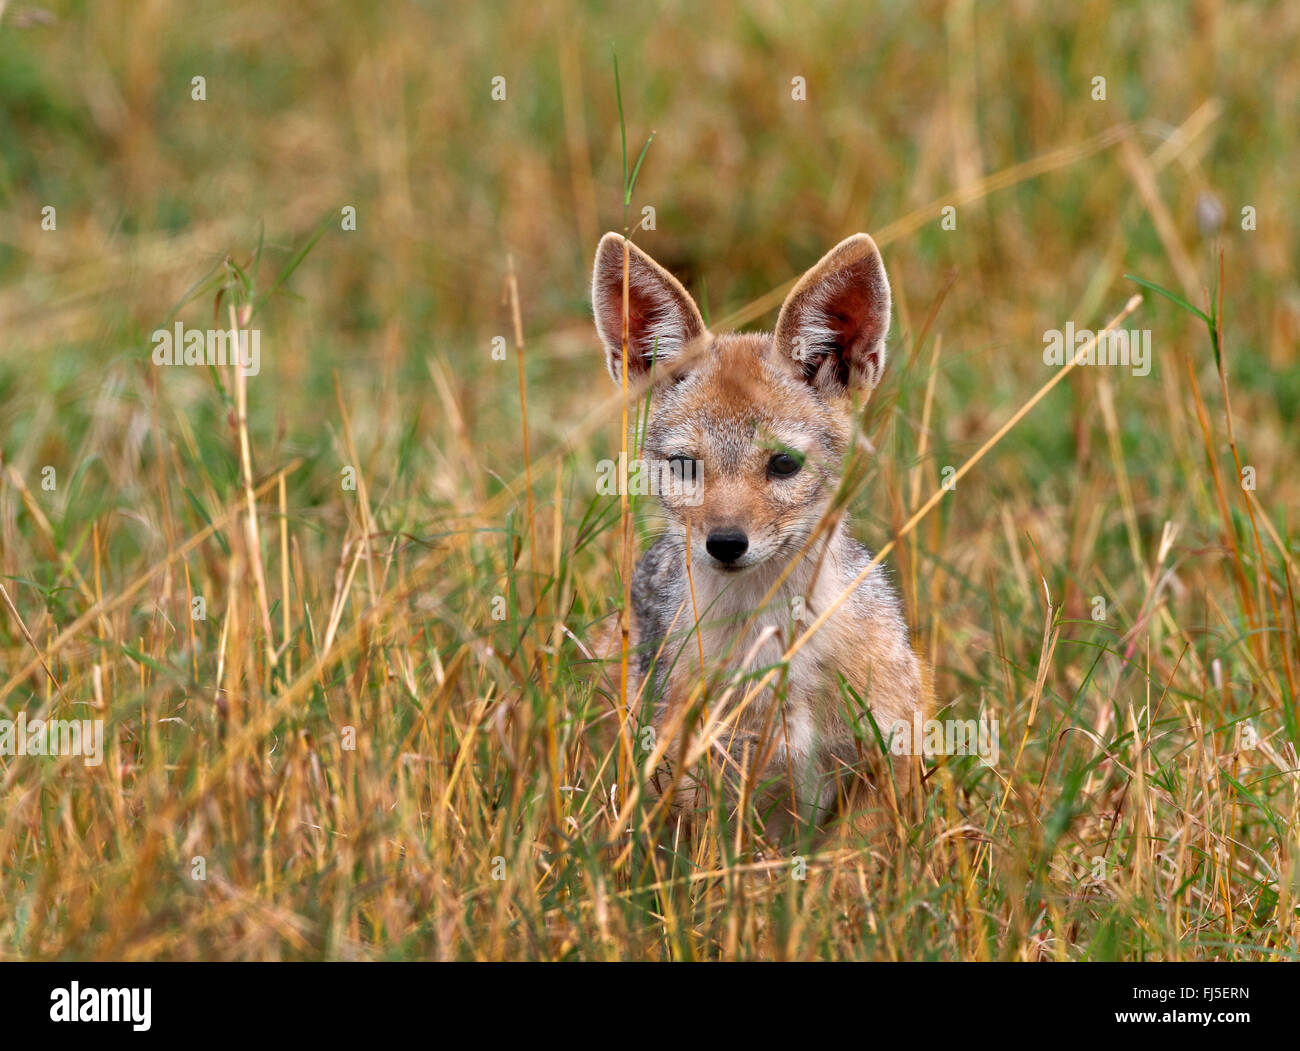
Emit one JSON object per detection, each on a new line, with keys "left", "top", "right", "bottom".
{"left": 591, "top": 232, "right": 927, "bottom": 837}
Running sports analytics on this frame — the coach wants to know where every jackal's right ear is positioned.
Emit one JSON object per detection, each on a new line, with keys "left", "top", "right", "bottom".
{"left": 592, "top": 233, "right": 706, "bottom": 385}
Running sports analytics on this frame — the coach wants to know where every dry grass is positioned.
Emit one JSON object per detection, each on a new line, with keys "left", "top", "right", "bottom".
{"left": 1, "top": 0, "right": 1298, "bottom": 960}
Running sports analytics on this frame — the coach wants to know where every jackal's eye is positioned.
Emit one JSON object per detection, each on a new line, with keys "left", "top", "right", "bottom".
{"left": 667, "top": 454, "right": 698, "bottom": 481}
{"left": 767, "top": 452, "right": 804, "bottom": 478}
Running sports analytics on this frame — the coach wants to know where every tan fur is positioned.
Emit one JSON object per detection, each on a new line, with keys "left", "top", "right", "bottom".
{"left": 590, "top": 233, "right": 929, "bottom": 843}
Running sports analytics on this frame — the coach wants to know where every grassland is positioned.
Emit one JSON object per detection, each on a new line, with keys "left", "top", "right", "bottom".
{"left": 1, "top": 0, "right": 1298, "bottom": 960}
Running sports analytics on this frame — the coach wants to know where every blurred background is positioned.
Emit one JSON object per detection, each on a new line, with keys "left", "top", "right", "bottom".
{"left": 3, "top": 0, "right": 1296, "bottom": 481}
{"left": 1, "top": 0, "right": 1298, "bottom": 960}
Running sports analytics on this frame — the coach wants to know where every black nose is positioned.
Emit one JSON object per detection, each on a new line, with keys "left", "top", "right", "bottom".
{"left": 705, "top": 530, "right": 749, "bottom": 564}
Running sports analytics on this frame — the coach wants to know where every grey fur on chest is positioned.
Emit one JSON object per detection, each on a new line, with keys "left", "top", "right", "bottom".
{"left": 629, "top": 530, "right": 905, "bottom": 709}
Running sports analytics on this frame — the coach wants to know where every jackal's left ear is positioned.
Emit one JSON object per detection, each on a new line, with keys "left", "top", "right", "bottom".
{"left": 773, "top": 233, "right": 891, "bottom": 394}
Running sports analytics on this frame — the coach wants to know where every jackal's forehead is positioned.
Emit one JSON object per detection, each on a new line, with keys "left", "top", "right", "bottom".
{"left": 645, "top": 333, "right": 846, "bottom": 467}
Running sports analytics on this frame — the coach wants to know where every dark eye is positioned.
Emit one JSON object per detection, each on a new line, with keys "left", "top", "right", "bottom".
{"left": 768, "top": 452, "right": 803, "bottom": 478}
{"left": 667, "top": 454, "right": 698, "bottom": 481}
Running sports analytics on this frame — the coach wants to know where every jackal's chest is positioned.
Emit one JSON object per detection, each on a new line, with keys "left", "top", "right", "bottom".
{"left": 673, "top": 564, "right": 841, "bottom": 725}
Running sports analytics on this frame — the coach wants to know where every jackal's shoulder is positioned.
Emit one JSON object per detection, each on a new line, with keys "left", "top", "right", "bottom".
{"left": 629, "top": 533, "right": 686, "bottom": 676}
{"left": 829, "top": 532, "right": 929, "bottom": 725}
{"left": 837, "top": 535, "right": 909, "bottom": 627}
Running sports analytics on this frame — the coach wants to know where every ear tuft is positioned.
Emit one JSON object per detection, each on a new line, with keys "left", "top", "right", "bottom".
{"left": 591, "top": 233, "right": 706, "bottom": 385}
{"left": 773, "top": 234, "right": 892, "bottom": 394}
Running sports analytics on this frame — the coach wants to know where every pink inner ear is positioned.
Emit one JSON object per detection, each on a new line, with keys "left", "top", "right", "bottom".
{"left": 783, "top": 248, "right": 889, "bottom": 390}
{"left": 830, "top": 289, "right": 874, "bottom": 343}
{"left": 832, "top": 287, "right": 883, "bottom": 373}
{"left": 595, "top": 241, "right": 703, "bottom": 379}
{"left": 599, "top": 272, "right": 657, "bottom": 370}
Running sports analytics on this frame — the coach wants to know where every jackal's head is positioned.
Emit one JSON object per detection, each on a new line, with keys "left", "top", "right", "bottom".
{"left": 592, "top": 233, "right": 892, "bottom": 574}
